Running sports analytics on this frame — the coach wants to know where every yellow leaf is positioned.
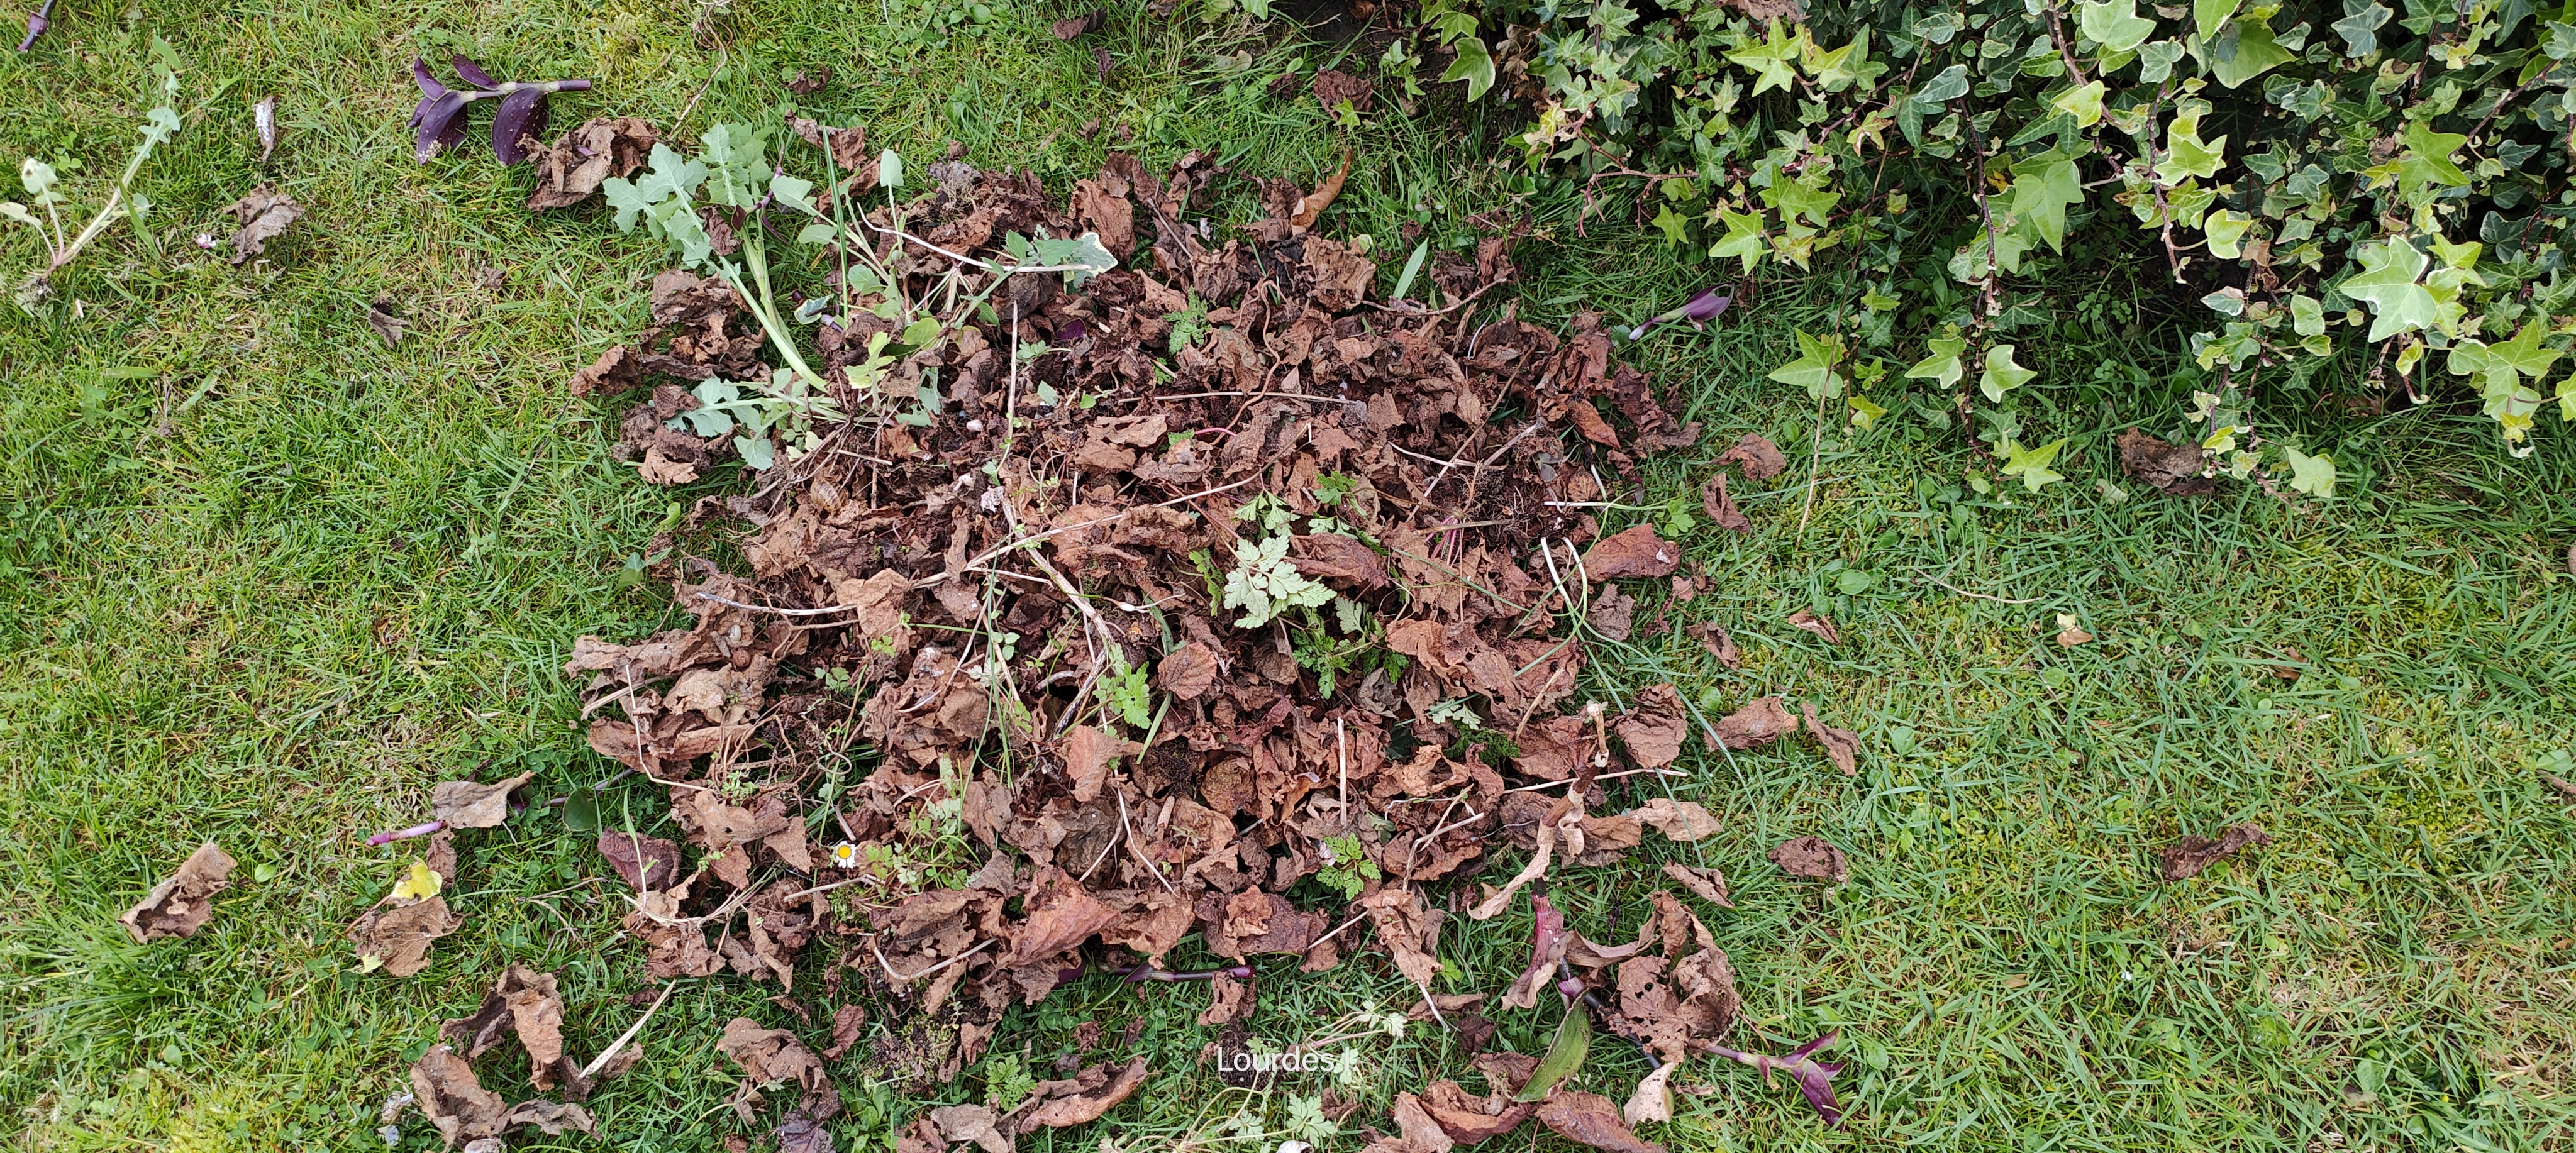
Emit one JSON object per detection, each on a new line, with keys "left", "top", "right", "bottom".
{"left": 391, "top": 860, "right": 441, "bottom": 902}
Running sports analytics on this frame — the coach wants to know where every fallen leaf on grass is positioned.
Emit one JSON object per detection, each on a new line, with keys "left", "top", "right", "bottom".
{"left": 1391, "top": 1091, "right": 1457, "bottom": 1153}
{"left": 1715, "top": 433, "right": 1786, "bottom": 482}
{"left": 935, "top": 1104, "right": 1012, "bottom": 1153}
{"left": 1197, "top": 972, "right": 1254, "bottom": 1025}
{"left": 2546, "top": 775, "right": 2576, "bottom": 800}
{"left": 1785, "top": 610, "right": 1840, "bottom": 644}
{"left": 1499, "top": 893, "right": 1570, "bottom": 1009}
{"left": 1701, "top": 473, "right": 1752, "bottom": 533}
{"left": 1007, "top": 1057, "right": 1149, "bottom": 1130}
{"left": 1535, "top": 1090, "right": 1665, "bottom": 1153}
{"left": 2055, "top": 614, "right": 2094, "bottom": 647}
{"left": 1002, "top": 867, "right": 1119, "bottom": 967}
{"left": 1585, "top": 583, "right": 1635, "bottom": 641}
{"left": 719, "top": 1016, "right": 841, "bottom": 1122}
{"left": 820, "top": 1003, "right": 869, "bottom": 1061}
{"left": 1698, "top": 622, "right": 1740, "bottom": 670}
{"left": 1613, "top": 685, "right": 1689, "bottom": 768}
{"left": 1418, "top": 1074, "right": 1538, "bottom": 1143}
{"left": 787, "top": 67, "right": 835, "bottom": 94}
{"left": 1768, "top": 836, "right": 1846, "bottom": 883}
{"left": 350, "top": 893, "right": 463, "bottom": 977}
{"left": 596, "top": 830, "right": 682, "bottom": 891}
{"left": 119, "top": 842, "right": 236, "bottom": 943}
{"left": 1660, "top": 862, "right": 1732, "bottom": 907}
{"left": 2116, "top": 428, "right": 2215, "bottom": 496}
{"left": 1051, "top": 8, "right": 1105, "bottom": 38}
{"left": 1062, "top": 725, "right": 1141, "bottom": 803}
{"left": 1582, "top": 525, "right": 1679, "bottom": 579}
{"left": 1627, "top": 798, "right": 1717, "bottom": 841}
{"left": 1796, "top": 702, "right": 1859, "bottom": 776}
{"left": 366, "top": 297, "right": 409, "bottom": 347}
{"left": 1289, "top": 152, "right": 1351, "bottom": 231}
{"left": 1311, "top": 69, "right": 1374, "bottom": 114}
{"left": 441, "top": 965, "right": 592, "bottom": 1098}
{"left": 411, "top": 1044, "right": 596, "bottom": 1148}
{"left": 1713, "top": 696, "right": 1793, "bottom": 749}
{"left": 433, "top": 770, "right": 535, "bottom": 829}
{"left": 1622, "top": 1062, "right": 1678, "bottom": 1127}
{"left": 526, "top": 117, "right": 655, "bottom": 210}
{"left": 1359, "top": 885, "right": 1443, "bottom": 988}
{"left": 2156, "top": 822, "right": 2268, "bottom": 881}
{"left": 226, "top": 184, "right": 301, "bottom": 263}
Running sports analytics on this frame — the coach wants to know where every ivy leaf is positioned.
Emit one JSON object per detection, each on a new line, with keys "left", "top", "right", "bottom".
{"left": 2340, "top": 239, "right": 2445, "bottom": 340}
{"left": 2080, "top": 0, "right": 2158, "bottom": 53}
{"left": 2007, "top": 150, "right": 2082, "bottom": 253}
{"left": 2051, "top": 81, "right": 2107, "bottom": 128}
{"left": 2203, "top": 208, "right": 2253, "bottom": 258}
{"left": 2209, "top": 17, "right": 2296, "bottom": 88}
{"left": 2165, "top": 110, "right": 2227, "bottom": 180}
{"left": 1726, "top": 20, "right": 1802, "bottom": 96}
{"left": 1910, "top": 63, "right": 1970, "bottom": 108}
{"left": 1999, "top": 436, "right": 2067, "bottom": 491}
{"left": 2396, "top": 120, "right": 2470, "bottom": 190}
{"left": 2557, "top": 375, "right": 2576, "bottom": 422}
{"left": 1769, "top": 329, "right": 1847, "bottom": 399}
{"left": 1440, "top": 36, "right": 1497, "bottom": 101}
{"left": 1761, "top": 175, "right": 1842, "bottom": 226}
{"left": 1708, "top": 207, "right": 1768, "bottom": 273}
{"left": 2333, "top": 1, "right": 2392, "bottom": 55}
{"left": 1905, "top": 333, "right": 1967, "bottom": 388}
{"left": 1652, "top": 202, "right": 1691, "bottom": 245}
{"left": 1979, "top": 345, "right": 2036, "bottom": 402}
{"left": 2193, "top": 0, "right": 2241, "bottom": 42}
{"left": 2280, "top": 444, "right": 2335, "bottom": 497}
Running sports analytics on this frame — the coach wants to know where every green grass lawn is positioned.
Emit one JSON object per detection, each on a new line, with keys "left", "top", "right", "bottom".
{"left": 4, "top": 2, "right": 2574, "bottom": 1150}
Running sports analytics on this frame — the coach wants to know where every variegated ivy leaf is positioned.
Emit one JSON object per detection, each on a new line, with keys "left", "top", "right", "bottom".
{"left": 1768, "top": 329, "right": 1847, "bottom": 399}
{"left": 2051, "top": 81, "right": 2107, "bottom": 128}
{"left": 1980, "top": 345, "right": 2036, "bottom": 402}
{"left": 1708, "top": 207, "right": 1768, "bottom": 272}
{"left": 2079, "top": 0, "right": 2158, "bottom": 53}
{"left": 2340, "top": 239, "right": 2446, "bottom": 340}
{"left": 2280, "top": 445, "right": 2336, "bottom": 497}
{"left": 1905, "top": 332, "right": 1967, "bottom": 389}
{"left": 1440, "top": 36, "right": 1496, "bottom": 101}
{"left": 1726, "top": 20, "right": 1803, "bottom": 96}
{"left": 1999, "top": 436, "right": 2067, "bottom": 492}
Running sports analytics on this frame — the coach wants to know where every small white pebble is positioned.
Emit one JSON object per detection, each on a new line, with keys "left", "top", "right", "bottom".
{"left": 967, "top": 418, "right": 985, "bottom": 432}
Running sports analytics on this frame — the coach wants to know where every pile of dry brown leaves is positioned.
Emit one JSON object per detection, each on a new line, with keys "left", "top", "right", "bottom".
{"left": 348, "top": 128, "right": 1870, "bottom": 1150}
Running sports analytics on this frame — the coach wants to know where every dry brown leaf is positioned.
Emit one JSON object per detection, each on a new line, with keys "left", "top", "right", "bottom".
{"left": 1535, "top": 1091, "right": 1666, "bottom": 1153}
{"left": 596, "top": 830, "right": 682, "bottom": 891}
{"left": 1628, "top": 798, "right": 1718, "bottom": 841}
{"left": 1701, "top": 472, "right": 1752, "bottom": 533}
{"left": 820, "top": 1004, "right": 870, "bottom": 1062}
{"left": 1392, "top": 1091, "right": 1458, "bottom": 1153}
{"left": 1785, "top": 609, "right": 1841, "bottom": 644}
{"left": 366, "top": 297, "right": 408, "bottom": 347}
{"left": 1197, "top": 973, "right": 1254, "bottom": 1026}
{"left": 527, "top": 117, "right": 656, "bottom": 210}
{"left": 1311, "top": 70, "right": 1374, "bottom": 114}
{"left": 413, "top": 1045, "right": 508, "bottom": 1147}
{"left": 2157, "top": 823, "right": 2269, "bottom": 881}
{"left": 433, "top": 770, "right": 535, "bottom": 829}
{"left": 1661, "top": 862, "right": 1732, "bottom": 907}
{"left": 1358, "top": 884, "right": 1443, "bottom": 987}
{"left": 1468, "top": 824, "right": 1553, "bottom": 920}
{"left": 934, "top": 1103, "right": 1014, "bottom": 1153}
{"left": 1622, "top": 1062, "right": 1679, "bottom": 1127}
{"left": 1050, "top": 9, "right": 1105, "bottom": 38}
{"left": 119, "top": 842, "right": 236, "bottom": 944}
{"left": 441, "top": 965, "right": 591, "bottom": 1099}
{"left": 2056, "top": 614, "right": 2095, "bottom": 647}
{"left": 1614, "top": 685, "right": 1689, "bottom": 768}
{"left": 1715, "top": 433, "right": 1787, "bottom": 481}
{"left": 1418, "top": 1076, "right": 1537, "bottom": 1144}
{"left": 1009, "top": 1057, "right": 1149, "bottom": 1130}
{"left": 226, "top": 184, "right": 301, "bottom": 263}
{"left": 1290, "top": 152, "right": 1352, "bottom": 231}
{"left": 1062, "top": 725, "right": 1141, "bottom": 803}
{"left": 1581, "top": 525, "right": 1680, "bottom": 580}
{"left": 350, "top": 895, "right": 462, "bottom": 977}
{"left": 1156, "top": 641, "right": 1221, "bottom": 700}
{"left": 1697, "top": 621, "right": 1741, "bottom": 670}
{"left": 2117, "top": 428, "right": 2216, "bottom": 496}
{"left": 718, "top": 1016, "right": 840, "bottom": 1121}
{"left": 1797, "top": 702, "right": 1860, "bottom": 776}
{"left": 1712, "top": 696, "right": 1794, "bottom": 749}
{"left": 1001, "top": 868, "right": 1117, "bottom": 967}
{"left": 1768, "top": 836, "right": 1847, "bottom": 883}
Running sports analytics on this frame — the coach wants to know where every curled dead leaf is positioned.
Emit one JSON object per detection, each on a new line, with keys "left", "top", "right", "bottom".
{"left": 1785, "top": 610, "right": 1840, "bottom": 644}
{"left": 2157, "top": 822, "right": 2268, "bottom": 881}
{"left": 1627, "top": 798, "right": 1717, "bottom": 841}
{"left": 1712, "top": 696, "right": 1794, "bottom": 749}
{"left": 1581, "top": 525, "right": 1680, "bottom": 580}
{"left": 1661, "top": 862, "right": 1732, "bottom": 907}
{"left": 119, "top": 842, "right": 236, "bottom": 944}
{"left": 226, "top": 184, "right": 301, "bottom": 263}
{"left": 1796, "top": 702, "right": 1860, "bottom": 776}
{"left": 1613, "top": 685, "right": 1689, "bottom": 769}
{"left": 1768, "top": 836, "right": 1847, "bottom": 883}
{"left": 1715, "top": 433, "right": 1787, "bottom": 482}
{"left": 433, "top": 770, "right": 535, "bottom": 829}
{"left": 1535, "top": 1090, "right": 1665, "bottom": 1153}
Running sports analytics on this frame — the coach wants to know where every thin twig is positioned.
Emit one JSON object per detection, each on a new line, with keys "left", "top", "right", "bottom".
{"left": 873, "top": 935, "right": 995, "bottom": 982}
{"left": 579, "top": 981, "right": 676, "bottom": 1079}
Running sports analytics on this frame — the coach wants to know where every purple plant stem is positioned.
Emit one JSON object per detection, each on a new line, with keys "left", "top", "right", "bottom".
{"left": 1119, "top": 963, "right": 1252, "bottom": 983}
{"left": 17, "top": 0, "right": 55, "bottom": 52}
{"left": 365, "top": 820, "right": 445, "bottom": 847}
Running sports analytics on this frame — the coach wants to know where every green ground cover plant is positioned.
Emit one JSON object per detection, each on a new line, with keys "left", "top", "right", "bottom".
{"left": 1, "top": 2, "right": 2572, "bottom": 1152}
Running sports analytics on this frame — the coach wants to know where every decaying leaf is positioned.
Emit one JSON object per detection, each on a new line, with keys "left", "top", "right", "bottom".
{"left": 934, "top": 1103, "right": 1012, "bottom": 1153}
{"left": 350, "top": 893, "right": 464, "bottom": 977}
{"left": 1289, "top": 152, "right": 1352, "bottom": 231}
{"left": 1006, "top": 1057, "right": 1149, "bottom": 1130}
{"left": 1535, "top": 1090, "right": 1665, "bottom": 1153}
{"left": 2157, "top": 822, "right": 2269, "bottom": 881}
{"left": 1716, "top": 433, "right": 1787, "bottom": 481}
{"left": 1785, "top": 610, "right": 1840, "bottom": 644}
{"left": 440, "top": 965, "right": 592, "bottom": 1098}
{"left": 527, "top": 117, "right": 656, "bottom": 210}
{"left": 2055, "top": 613, "right": 2095, "bottom": 647}
{"left": 1628, "top": 798, "right": 1717, "bottom": 841}
{"left": 1613, "top": 685, "right": 1689, "bottom": 768}
{"left": 1701, "top": 472, "right": 1752, "bottom": 533}
{"left": 1156, "top": 640, "right": 1221, "bottom": 700}
{"left": 1062, "top": 725, "right": 1141, "bottom": 803}
{"left": 1796, "top": 702, "right": 1859, "bottom": 776}
{"left": 226, "top": 184, "right": 301, "bottom": 263}
{"left": 1311, "top": 69, "right": 1374, "bottom": 114}
{"left": 119, "top": 842, "right": 237, "bottom": 944}
{"left": 366, "top": 297, "right": 409, "bottom": 347}
{"left": 1197, "top": 973, "right": 1254, "bottom": 1026}
{"left": 1623, "top": 1062, "right": 1679, "bottom": 1127}
{"left": 1698, "top": 621, "right": 1741, "bottom": 669}
{"left": 2117, "top": 428, "right": 2216, "bottom": 496}
{"left": 1661, "top": 862, "right": 1732, "bottom": 907}
{"left": 433, "top": 770, "right": 535, "bottom": 829}
{"left": 409, "top": 1044, "right": 595, "bottom": 1148}
{"left": 719, "top": 1016, "right": 841, "bottom": 1122}
{"left": 1050, "top": 8, "right": 1105, "bottom": 38}
{"left": 1581, "top": 525, "right": 1680, "bottom": 580}
{"left": 596, "top": 829, "right": 682, "bottom": 891}
{"left": 1713, "top": 696, "right": 1794, "bottom": 749}
{"left": 1768, "top": 836, "right": 1847, "bottom": 883}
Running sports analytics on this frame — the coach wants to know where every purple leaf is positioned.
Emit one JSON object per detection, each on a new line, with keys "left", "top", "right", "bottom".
{"left": 409, "top": 57, "right": 448, "bottom": 99}
{"left": 411, "top": 90, "right": 468, "bottom": 162}
{"left": 491, "top": 86, "right": 549, "bottom": 164}
{"left": 1707, "top": 1030, "right": 1847, "bottom": 1127}
{"left": 1626, "top": 286, "right": 1733, "bottom": 340}
{"left": 449, "top": 53, "right": 499, "bottom": 89}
